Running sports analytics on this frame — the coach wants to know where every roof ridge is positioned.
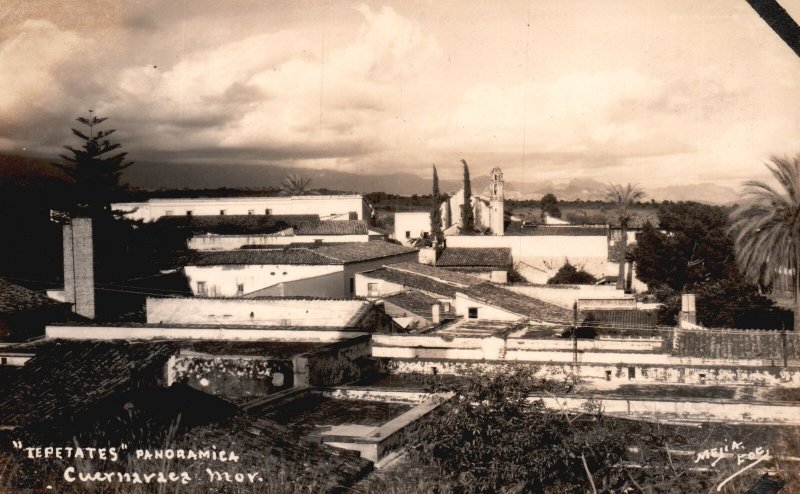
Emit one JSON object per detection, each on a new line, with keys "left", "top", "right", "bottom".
{"left": 385, "top": 264, "right": 472, "bottom": 288}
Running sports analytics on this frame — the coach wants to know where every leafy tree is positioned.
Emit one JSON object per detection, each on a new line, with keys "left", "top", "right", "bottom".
{"left": 54, "top": 111, "right": 133, "bottom": 216}
{"left": 547, "top": 262, "right": 597, "bottom": 285}
{"left": 633, "top": 203, "right": 789, "bottom": 328}
{"left": 540, "top": 193, "right": 561, "bottom": 219}
{"left": 634, "top": 204, "right": 736, "bottom": 291}
{"left": 430, "top": 165, "right": 444, "bottom": 246}
{"left": 695, "top": 274, "right": 790, "bottom": 329}
{"left": 605, "top": 183, "right": 644, "bottom": 290}
{"left": 280, "top": 174, "right": 314, "bottom": 195}
{"left": 461, "top": 159, "right": 475, "bottom": 231}
{"left": 412, "top": 367, "right": 626, "bottom": 493}
{"left": 730, "top": 156, "right": 800, "bottom": 331}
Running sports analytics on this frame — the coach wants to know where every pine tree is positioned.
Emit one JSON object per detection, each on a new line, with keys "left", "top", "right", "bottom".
{"left": 55, "top": 111, "right": 133, "bottom": 216}
{"left": 461, "top": 159, "right": 475, "bottom": 231}
{"left": 430, "top": 165, "right": 444, "bottom": 246}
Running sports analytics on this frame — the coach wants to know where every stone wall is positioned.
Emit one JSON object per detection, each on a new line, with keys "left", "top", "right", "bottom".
{"left": 386, "top": 359, "right": 800, "bottom": 386}
{"left": 169, "top": 353, "right": 294, "bottom": 401}
{"left": 296, "top": 335, "right": 373, "bottom": 387}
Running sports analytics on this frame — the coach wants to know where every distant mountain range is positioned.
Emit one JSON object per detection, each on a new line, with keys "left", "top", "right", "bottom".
{"left": 0, "top": 154, "right": 741, "bottom": 205}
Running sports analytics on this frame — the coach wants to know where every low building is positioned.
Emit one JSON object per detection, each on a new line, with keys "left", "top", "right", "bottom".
{"left": 447, "top": 223, "right": 611, "bottom": 283}
{"left": 184, "top": 241, "right": 418, "bottom": 298}
{"left": 436, "top": 247, "right": 512, "bottom": 283}
{"left": 393, "top": 212, "right": 434, "bottom": 246}
{"left": 145, "top": 296, "right": 385, "bottom": 329}
{"left": 112, "top": 194, "right": 373, "bottom": 222}
{"left": 0, "top": 278, "right": 69, "bottom": 342}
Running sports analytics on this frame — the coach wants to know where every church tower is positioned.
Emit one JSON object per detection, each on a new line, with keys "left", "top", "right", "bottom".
{"left": 489, "top": 167, "right": 504, "bottom": 235}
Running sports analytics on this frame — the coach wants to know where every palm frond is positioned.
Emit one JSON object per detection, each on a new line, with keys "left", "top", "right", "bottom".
{"left": 730, "top": 155, "right": 800, "bottom": 289}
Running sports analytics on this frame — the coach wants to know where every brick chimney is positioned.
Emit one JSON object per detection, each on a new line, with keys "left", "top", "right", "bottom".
{"left": 63, "top": 217, "right": 95, "bottom": 319}
{"left": 679, "top": 293, "right": 696, "bottom": 328}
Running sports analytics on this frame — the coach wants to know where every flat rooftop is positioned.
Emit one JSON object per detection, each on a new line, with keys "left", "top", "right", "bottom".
{"left": 255, "top": 395, "right": 413, "bottom": 436}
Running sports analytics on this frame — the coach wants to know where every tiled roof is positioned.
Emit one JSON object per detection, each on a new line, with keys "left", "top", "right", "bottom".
{"left": 190, "top": 248, "right": 338, "bottom": 266}
{"left": 189, "top": 240, "right": 415, "bottom": 266}
{"left": 383, "top": 291, "right": 447, "bottom": 320}
{"left": 361, "top": 269, "right": 462, "bottom": 297}
{"left": 582, "top": 309, "right": 658, "bottom": 328}
{"left": 295, "top": 220, "right": 368, "bottom": 235}
{"left": 360, "top": 262, "right": 484, "bottom": 298}
{"left": 313, "top": 241, "right": 417, "bottom": 263}
{"left": 0, "top": 340, "right": 178, "bottom": 428}
{"left": 157, "top": 214, "right": 320, "bottom": 235}
{"left": 437, "top": 248, "right": 512, "bottom": 268}
{"left": 177, "top": 341, "right": 327, "bottom": 357}
{"left": 385, "top": 262, "right": 484, "bottom": 287}
{"left": 0, "top": 278, "right": 63, "bottom": 314}
{"left": 504, "top": 222, "right": 609, "bottom": 236}
{"left": 460, "top": 283, "right": 573, "bottom": 323}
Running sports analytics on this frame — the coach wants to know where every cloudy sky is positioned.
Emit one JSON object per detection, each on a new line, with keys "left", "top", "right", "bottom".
{"left": 1, "top": 0, "right": 799, "bottom": 191}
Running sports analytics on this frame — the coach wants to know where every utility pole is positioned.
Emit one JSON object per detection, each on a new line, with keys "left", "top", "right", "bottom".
{"left": 573, "top": 301, "right": 578, "bottom": 365}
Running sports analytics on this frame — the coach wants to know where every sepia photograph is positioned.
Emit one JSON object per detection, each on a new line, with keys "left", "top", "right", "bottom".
{"left": 1, "top": 0, "right": 800, "bottom": 492}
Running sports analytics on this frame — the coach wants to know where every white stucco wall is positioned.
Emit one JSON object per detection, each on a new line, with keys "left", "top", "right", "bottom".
{"left": 47, "top": 325, "right": 367, "bottom": 342}
{"left": 185, "top": 251, "right": 418, "bottom": 299}
{"left": 184, "top": 264, "right": 343, "bottom": 298}
{"left": 454, "top": 293, "right": 522, "bottom": 321}
{"left": 354, "top": 273, "right": 407, "bottom": 298}
{"left": 394, "top": 212, "right": 432, "bottom": 245}
{"left": 446, "top": 191, "right": 492, "bottom": 231}
{"left": 447, "top": 234, "right": 608, "bottom": 261}
{"left": 341, "top": 252, "right": 419, "bottom": 296}
{"left": 146, "top": 297, "right": 369, "bottom": 326}
{"left": 112, "top": 195, "right": 370, "bottom": 222}
{"left": 506, "top": 285, "right": 630, "bottom": 309}
{"left": 251, "top": 271, "right": 345, "bottom": 298}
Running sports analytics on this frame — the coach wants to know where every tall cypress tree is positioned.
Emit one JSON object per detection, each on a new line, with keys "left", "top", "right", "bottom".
{"left": 430, "top": 165, "right": 444, "bottom": 245}
{"left": 55, "top": 111, "right": 134, "bottom": 217}
{"left": 461, "top": 159, "right": 475, "bottom": 231}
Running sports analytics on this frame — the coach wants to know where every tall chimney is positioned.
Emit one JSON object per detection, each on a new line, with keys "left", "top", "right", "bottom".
{"left": 679, "top": 293, "right": 696, "bottom": 327}
{"left": 63, "top": 217, "right": 95, "bottom": 319}
{"left": 431, "top": 303, "right": 441, "bottom": 325}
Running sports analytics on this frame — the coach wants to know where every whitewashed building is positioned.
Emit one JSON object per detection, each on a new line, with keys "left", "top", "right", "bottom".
{"left": 112, "top": 195, "right": 373, "bottom": 222}
{"left": 183, "top": 241, "right": 417, "bottom": 298}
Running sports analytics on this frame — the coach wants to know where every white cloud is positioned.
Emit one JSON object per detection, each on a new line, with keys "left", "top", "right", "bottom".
{"left": 0, "top": 20, "right": 84, "bottom": 123}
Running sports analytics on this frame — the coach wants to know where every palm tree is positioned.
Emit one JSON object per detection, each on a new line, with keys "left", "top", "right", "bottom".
{"left": 281, "top": 174, "right": 314, "bottom": 196}
{"left": 730, "top": 155, "right": 800, "bottom": 331}
{"left": 605, "top": 183, "right": 645, "bottom": 291}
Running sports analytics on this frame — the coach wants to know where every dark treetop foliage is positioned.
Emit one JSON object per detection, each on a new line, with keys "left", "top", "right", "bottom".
{"left": 408, "top": 366, "right": 724, "bottom": 493}
{"left": 54, "top": 112, "right": 133, "bottom": 216}
{"left": 633, "top": 202, "right": 789, "bottom": 328}
{"left": 430, "top": 165, "right": 444, "bottom": 246}
{"left": 547, "top": 262, "right": 597, "bottom": 285}
{"left": 540, "top": 193, "right": 561, "bottom": 219}
{"left": 411, "top": 367, "right": 625, "bottom": 493}
{"left": 461, "top": 159, "right": 475, "bottom": 231}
